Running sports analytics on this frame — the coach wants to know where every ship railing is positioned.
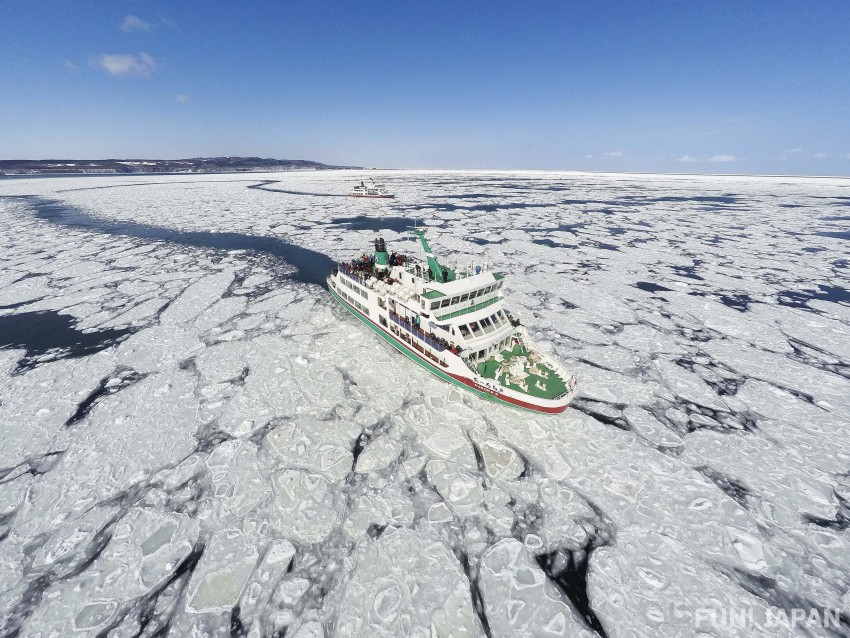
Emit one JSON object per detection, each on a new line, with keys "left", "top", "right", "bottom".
{"left": 338, "top": 263, "right": 366, "bottom": 286}
{"left": 389, "top": 313, "right": 446, "bottom": 352}
{"left": 553, "top": 374, "right": 579, "bottom": 400}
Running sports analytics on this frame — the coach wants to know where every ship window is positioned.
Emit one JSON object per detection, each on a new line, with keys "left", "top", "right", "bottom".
{"left": 440, "top": 299, "right": 450, "bottom": 308}
{"left": 459, "top": 325, "right": 470, "bottom": 337}
{"left": 380, "top": 316, "right": 387, "bottom": 327}
{"left": 431, "top": 301, "right": 440, "bottom": 310}
{"left": 460, "top": 294, "right": 469, "bottom": 302}
{"left": 450, "top": 296, "right": 459, "bottom": 304}
{"left": 478, "top": 350, "right": 485, "bottom": 359}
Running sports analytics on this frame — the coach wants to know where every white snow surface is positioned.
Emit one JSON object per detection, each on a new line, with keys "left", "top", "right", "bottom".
{"left": 1, "top": 170, "right": 849, "bottom": 637}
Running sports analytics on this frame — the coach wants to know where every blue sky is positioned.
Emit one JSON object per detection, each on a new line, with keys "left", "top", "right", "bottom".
{"left": 1, "top": 0, "right": 849, "bottom": 174}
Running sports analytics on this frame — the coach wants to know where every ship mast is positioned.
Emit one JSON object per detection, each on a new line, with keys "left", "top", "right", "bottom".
{"left": 410, "top": 229, "right": 445, "bottom": 283}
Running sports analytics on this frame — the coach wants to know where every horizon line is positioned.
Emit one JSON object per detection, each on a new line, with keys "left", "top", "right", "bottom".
{"left": 1, "top": 158, "right": 848, "bottom": 180}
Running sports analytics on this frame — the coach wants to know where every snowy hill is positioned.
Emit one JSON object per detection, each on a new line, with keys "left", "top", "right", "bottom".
{"left": 0, "top": 156, "right": 361, "bottom": 175}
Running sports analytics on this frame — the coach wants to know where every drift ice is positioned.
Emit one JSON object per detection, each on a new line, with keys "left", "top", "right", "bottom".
{"left": 328, "top": 229, "right": 578, "bottom": 412}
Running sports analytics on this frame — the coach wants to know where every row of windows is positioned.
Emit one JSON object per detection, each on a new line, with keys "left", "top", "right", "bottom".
{"left": 428, "top": 281, "right": 503, "bottom": 311}
{"left": 389, "top": 323, "right": 448, "bottom": 368}
{"left": 457, "top": 310, "right": 509, "bottom": 340}
{"left": 339, "top": 289, "right": 369, "bottom": 316}
{"left": 468, "top": 335, "right": 516, "bottom": 362}
{"left": 339, "top": 275, "right": 368, "bottom": 300}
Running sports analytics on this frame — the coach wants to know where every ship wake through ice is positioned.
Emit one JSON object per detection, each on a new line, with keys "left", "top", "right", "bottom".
{"left": 0, "top": 170, "right": 849, "bottom": 637}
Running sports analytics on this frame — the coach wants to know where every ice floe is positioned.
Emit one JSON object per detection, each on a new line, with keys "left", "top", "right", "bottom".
{"left": 1, "top": 171, "right": 849, "bottom": 636}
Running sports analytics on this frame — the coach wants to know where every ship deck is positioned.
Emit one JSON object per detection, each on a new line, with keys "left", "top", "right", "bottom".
{"left": 476, "top": 343, "right": 568, "bottom": 400}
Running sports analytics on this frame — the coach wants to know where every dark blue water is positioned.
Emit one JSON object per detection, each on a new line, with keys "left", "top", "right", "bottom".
{"left": 633, "top": 194, "right": 742, "bottom": 205}
{"left": 56, "top": 179, "right": 260, "bottom": 193}
{"left": 246, "top": 180, "right": 346, "bottom": 197}
{"left": 19, "top": 197, "right": 335, "bottom": 287}
{"left": 779, "top": 285, "right": 850, "bottom": 308}
{"left": 1, "top": 195, "right": 342, "bottom": 370}
{"left": 557, "top": 223, "right": 585, "bottom": 234}
{"left": 553, "top": 195, "right": 742, "bottom": 208}
{"left": 467, "top": 237, "right": 507, "bottom": 245}
{"left": 671, "top": 265, "right": 704, "bottom": 280}
{"left": 408, "top": 201, "right": 549, "bottom": 213}
{"left": 635, "top": 281, "right": 673, "bottom": 293}
{"left": 523, "top": 223, "right": 584, "bottom": 236}
{"left": 719, "top": 293, "right": 757, "bottom": 312}
{"left": 560, "top": 198, "right": 620, "bottom": 206}
{"left": 329, "top": 215, "right": 420, "bottom": 233}
{"left": 532, "top": 238, "right": 573, "bottom": 249}
{"left": 587, "top": 240, "right": 619, "bottom": 252}
{"left": 817, "top": 230, "right": 850, "bottom": 241}
{"left": 0, "top": 311, "right": 135, "bottom": 372}
{"left": 432, "top": 193, "right": 521, "bottom": 199}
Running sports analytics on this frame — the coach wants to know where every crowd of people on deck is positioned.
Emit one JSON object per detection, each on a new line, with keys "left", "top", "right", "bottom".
{"left": 341, "top": 254, "right": 374, "bottom": 277}
{"left": 335, "top": 250, "right": 469, "bottom": 354}
{"left": 389, "top": 252, "right": 408, "bottom": 267}
{"left": 337, "top": 252, "right": 411, "bottom": 283}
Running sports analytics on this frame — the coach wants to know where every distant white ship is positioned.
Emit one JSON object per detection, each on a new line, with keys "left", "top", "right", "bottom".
{"left": 328, "top": 229, "right": 578, "bottom": 413}
{"left": 349, "top": 178, "right": 394, "bottom": 198}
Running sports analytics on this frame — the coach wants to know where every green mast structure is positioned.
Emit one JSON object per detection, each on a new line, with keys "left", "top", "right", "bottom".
{"left": 411, "top": 229, "right": 446, "bottom": 283}
{"left": 374, "top": 236, "right": 389, "bottom": 270}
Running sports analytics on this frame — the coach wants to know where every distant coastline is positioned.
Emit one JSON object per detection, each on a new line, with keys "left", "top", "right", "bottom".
{"left": 0, "top": 157, "right": 362, "bottom": 175}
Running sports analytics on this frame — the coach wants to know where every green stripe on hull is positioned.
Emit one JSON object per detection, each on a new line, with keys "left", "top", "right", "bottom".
{"left": 327, "top": 284, "right": 495, "bottom": 403}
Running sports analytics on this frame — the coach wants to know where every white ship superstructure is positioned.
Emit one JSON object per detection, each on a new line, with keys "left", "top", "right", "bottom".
{"left": 327, "top": 229, "right": 577, "bottom": 412}
{"left": 349, "top": 178, "right": 394, "bottom": 198}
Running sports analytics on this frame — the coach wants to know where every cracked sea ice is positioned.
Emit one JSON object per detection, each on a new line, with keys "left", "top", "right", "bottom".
{"left": 0, "top": 170, "right": 849, "bottom": 637}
